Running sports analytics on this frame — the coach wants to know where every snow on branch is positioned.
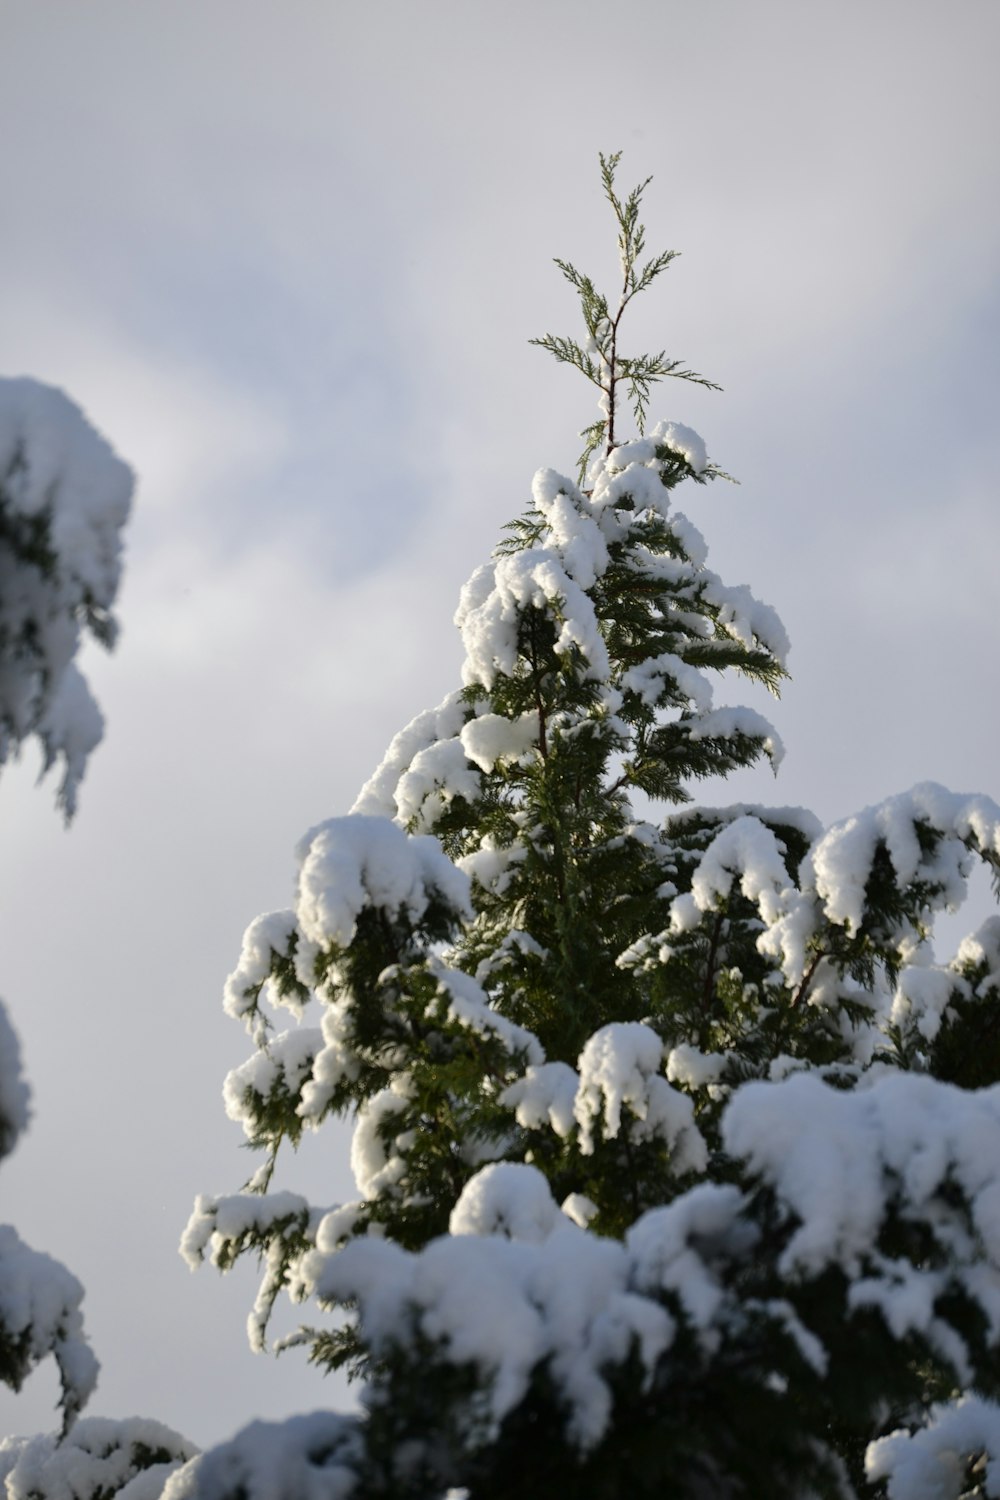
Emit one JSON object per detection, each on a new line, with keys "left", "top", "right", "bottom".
{"left": 295, "top": 815, "right": 471, "bottom": 951}
{"left": 457, "top": 545, "right": 611, "bottom": 690}
{"left": 160, "top": 1412, "right": 359, "bottom": 1500}
{"left": 428, "top": 960, "right": 543, "bottom": 1069}
{"left": 805, "top": 782, "right": 1000, "bottom": 934}
{"left": 0, "top": 1224, "right": 99, "bottom": 1431}
{"left": 723, "top": 1071, "right": 1000, "bottom": 1374}
{"left": 0, "top": 1416, "right": 196, "bottom": 1500}
{"left": 351, "top": 691, "right": 467, "bottom": 823}
{"left": 179, "top": 1192, "right": 320, "bottom": 1355}
{"left": 223, "top": 911, "right": 303, "bottom": 1030}
{"left": 866, "top": 1395, "right": 1000, "bottom": 1500}
{"left": 449, "top": 1162, "right": 571, "bottom": 1242}
{"left": 668, "top": 813, "right": 817, "bottom": 983}
{"left": 223, "top": 1027, "right": 323, "bottom": 1143}
{"left": 574, "top": 1022, "right": 706, "bottom": 1170}
{"left": 0, "top": 377, "right": 133, "bottom": 815}
{"left": 306, "top": 1220, "right": 675, "bottom": 1451}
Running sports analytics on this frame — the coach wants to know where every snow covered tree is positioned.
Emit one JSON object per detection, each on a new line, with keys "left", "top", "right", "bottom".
{"left": 181, "top": 156, "right": 1000, "bottom": 1500}
{"left": 0, "top": 380, "right": 133, "bottom": 1434}
{"left": 0, "top": 382, "right": 197, "bottom": 1499}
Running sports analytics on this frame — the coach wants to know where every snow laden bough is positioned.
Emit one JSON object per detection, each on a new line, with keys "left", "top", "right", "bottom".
{"left": 0, "top": 1417, "right": 196, "bottom": 1500}
{"left": 1, "top": 1022, "right": 95, "bottom": 1430}
{"left": 0, "top": 378, "right": 131, "bottom": 1439}
{"left": 181, "top": 158, "right": 1000, "bottom": 1499}
{"left": 0, "top": 377, "right": 133, "bottom": 817}
{"left": 0, "top": 1119, "right": 194, "bottom": 1484}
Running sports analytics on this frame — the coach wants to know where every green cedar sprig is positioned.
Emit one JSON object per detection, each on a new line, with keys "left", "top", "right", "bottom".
{"left": 531, "top": 151, "right": 721, "bottom": 480}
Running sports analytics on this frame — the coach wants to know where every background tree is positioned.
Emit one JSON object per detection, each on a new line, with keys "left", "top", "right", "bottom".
{"left": 180, "top": 158, "right": 1000, "bottom": 1500}
{"left": 0, "top": 375, "right": 131, "bottom": 1427}
{"left": 0, "top": 380, "right": 196, "bottom": 1498}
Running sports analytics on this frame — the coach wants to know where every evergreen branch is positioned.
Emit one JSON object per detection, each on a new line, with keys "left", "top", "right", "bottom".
{"left": 528, "top": 334, "right": 600, "bottom": 384}
{"left": 576, "top": 420, "right": 608, "bottom": 483}
{"left": 617, "top": 352, "right": 720, "bottom": 390}
{"left": 702, "top": 462, "right": 739, "bottom": 485}
{"left": 553, "top": 258, "right": 586, "bottom": 291}
{"left": 634, "top": 249, "right": 679, "bottom": 294}
{"left": 657, "top": 366, "right": 723, "bottom": 392}
{"left": 533, "top": 151, "right": 721, "bottom": 464}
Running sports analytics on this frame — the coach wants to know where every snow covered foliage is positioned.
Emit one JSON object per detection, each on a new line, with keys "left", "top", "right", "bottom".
{"left": 0, "top": 1227, "right": 97, "bottom": 1431}
{"left": 0, "top": 1417, "right": 196, "bottom": 1500}
{"left": 182, "top": 157, "right": 1000, "bottom": 1500}
{"left": 0, "top": 382, "right": 132, "bottom": 1441}
{"left": 158, "top": 1414, "right": 354, "bottom": 1500}
{"left": 0, "top": 378, "right": 132, "bottom": 817}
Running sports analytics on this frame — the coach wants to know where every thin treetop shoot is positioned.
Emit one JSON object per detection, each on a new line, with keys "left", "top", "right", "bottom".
{"left": 530, "top": 151, "right": 721, "bottom": 480}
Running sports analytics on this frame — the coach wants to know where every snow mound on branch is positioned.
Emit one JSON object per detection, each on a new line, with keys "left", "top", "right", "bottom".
{"left": 621, "top": 650, "right": 714, "bottom": 711}
{"left": 590, "top": 440, "right": 671, "bottom": 515}
{"left": 392, "top": 737, "right": 480, "bottom": 830}
{"left": 701, "top": 575, "right": 790, "bottom": 668}
{"left": 430, "top": 961, "right": 543, "bottom": 1066}
{"left": 666, "top": 1042, "right": 728, "bottom": 1090}
{"left": 955, "top": 915, "right": 1000, "bottom": 986}
{"left": 501, "top": 1061, "right": 579, "bottom": 1137}
{"left": 530, "top": 468, "right": 609, "bottom": 588}
{"left": 223, "top": 910, "right": 300, "bottom": 1025}
{"left": 668, "top": 801, "right": 823, "bottom": 844}
{"left": 297, "top": 1002, "right": 360, "bottom": 1124}
{"left": 890, "top": 963, "right": 961, "bottom": 1044}
{"left": 450, "top": 1162, "right": 569, "bottom": 1242}
{"left": 309, "top": 1228, "right": 675, "bottom": 1449}
{"left": 686, "top": 705, "right": 784, "bottom": 767}
{"left": 223, "top": 1028, "right": 323, "bottom": 1138}
{"left": 456, "top": 546, "right": 610, "bottom": 689}
{"left": 866, "top": 1395, "right": 1000, "bottom": 1500}
{"left": 805, "top": 783, "right": 1000, "bottom": 933}
{"left": 723, "top": 1072, "right": 1000, "bottom": 1286}
{"left": 352, "top": 692, "right": 467, "bottom": 822}
{"left": 162, "top": 1412, "right": 359, "bottom": 1500}
{"left": 653, "top": 419, "right": 709, "bottom": 474}
{"left": 0, "top": 377, "right": 133, "bottom": 814}
{"left": 672, "top": 814, "right": 799, "bottom": 923}
{"left": 350, "top": 1081, "right": 413, "bottom": 1199}
{"left": 179, "top": 1190, "right": 312, "bottom": 1272}
{"left": 294, "top": 815, "right": 471, "bottom": 949}
{"left": 599, "top": 422, "right": 708, "bottom": 483}
{"left": 627, "top": 1182, "right": 752, "bottom": 1337}
{"left": 0, "top": 1417, "right": 196, "bottom": 1500}
{"left": 460, "top": 709, "right": 539, "bottom": 772}
{"left": 574, "top": 1022, "right": 707, "bottom": 1170}
{"left": 0, "top": 1224, "right": 98, "bottom": 1426}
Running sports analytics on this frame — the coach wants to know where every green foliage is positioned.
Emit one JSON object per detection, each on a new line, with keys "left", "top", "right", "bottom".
{"left": 531, "top": 151, "right": 720, "bottom": 479}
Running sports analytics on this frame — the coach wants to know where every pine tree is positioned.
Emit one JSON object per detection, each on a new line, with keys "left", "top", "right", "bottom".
{"left": 181, "top": 157, "right": 1000, "bottom": 1500}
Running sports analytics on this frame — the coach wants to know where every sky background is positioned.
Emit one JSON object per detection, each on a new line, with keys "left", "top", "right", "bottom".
{"left": 1, "top": 0, "right": 999, "bottom": 1451}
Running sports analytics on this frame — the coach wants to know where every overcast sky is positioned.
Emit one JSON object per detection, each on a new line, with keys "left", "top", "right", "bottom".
{"left": 1, "top": 0, "right": 999, "bottom": 1450}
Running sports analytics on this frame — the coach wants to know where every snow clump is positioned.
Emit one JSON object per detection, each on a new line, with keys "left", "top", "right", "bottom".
{"left": 0, "top": 377, "right": 133, "bottom": 814}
